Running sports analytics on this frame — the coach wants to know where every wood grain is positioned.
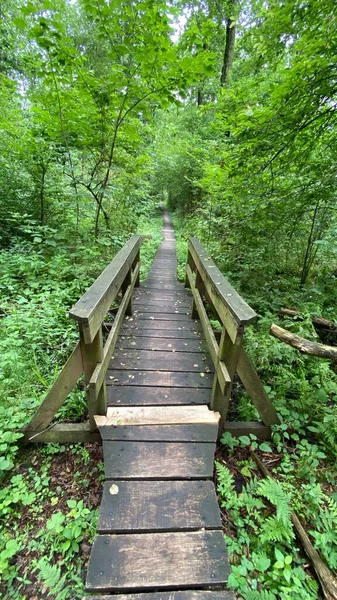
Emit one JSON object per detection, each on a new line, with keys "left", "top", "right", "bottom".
{"left": 100, "top": 405, "right": 219, "bottom": 425}
{"left": 102, "top": 441, "right": 216, "bottom": 479}
{"left": 106, "top": 386, "right": 211, "bottom": 406}
{"left": 98, "top": 423, "right": 218, "bottom": 442}
{"left": 106, "top": 370, "right": 213, "bottom": 388}
{"left": 109, "top": 349, "right": 213, "bottom": 373}
{"left": 85, "top": 530, "right": 230, "bottom": 592}
{"left": 97, "top": 480, "right": 222, "bottom": 533}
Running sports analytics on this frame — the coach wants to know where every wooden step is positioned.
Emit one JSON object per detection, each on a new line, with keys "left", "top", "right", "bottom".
{"left": 133, "top": 312, "right": 192, "bottom": 321}
{"left": 120, "top": 328, "right": 202, "bottom": 339}
{"left": 98, "top": 424, "right": 218, "bottom": 442}
{"left": 97, "top": 480, "right": 222, "bottom": 533}
{"left": 109, "top": 350, "right": 213, "bottom": 373}
{"left": 106, "top": 386, "right": 211, "bottom": 406}
{"left": 106, "top": 371, "right": 213, "bottom": 388}
{"left": 102, "top": 441, "right": 215, "bottom": 479}
{"left": 117, "top": 336, "right": 205, "bottom": 353}
{"left": 85, "top": 530, "right": 230, "bottom": 593}
{"left": 123, "top": 318, "right": 200, "bottom": 329}
{"left": 98, "top": 406, "right": 219, "bottom": 426}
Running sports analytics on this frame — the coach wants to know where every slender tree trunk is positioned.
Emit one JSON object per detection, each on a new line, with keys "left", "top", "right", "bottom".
{"left": 220, "top": 0, "right": 237, "bottom": 87}
{"left": 40, "top": 166, "right": 46, "bottom": 224}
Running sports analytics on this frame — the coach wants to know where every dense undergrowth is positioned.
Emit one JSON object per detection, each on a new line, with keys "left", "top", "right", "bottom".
{"left": 0, "top": 208, "right": 162, "bottom": 599}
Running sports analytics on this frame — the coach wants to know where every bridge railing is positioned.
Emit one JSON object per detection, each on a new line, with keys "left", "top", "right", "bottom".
{"left": 24, "top": 235, "right": 142, "bottom": 442}
{"left": 185, "top": 237, "right": 280, "bottom": 437}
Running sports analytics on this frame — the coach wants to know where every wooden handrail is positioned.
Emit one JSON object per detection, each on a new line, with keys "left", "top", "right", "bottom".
{"left": 24, "top": 235, "right": 143, "bottom": 441}
{"left": 69, "top": 234, "right": 142, "bottom": 343}
{"left": 186, "top": 238, "right": 279, "bottom": 428}
{"left": 188, "top": 238, "right": 257, "bottom": 331}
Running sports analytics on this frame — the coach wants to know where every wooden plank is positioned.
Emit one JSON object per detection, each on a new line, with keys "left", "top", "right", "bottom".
{"left": 97, "top": 480, "right": 222, "bottom": 533}
{"left": 23, "top": 422, "right": 101, "bottom": 443}
{"left": 106, "top": 371, "right": 213, "bottom": 388}
{"left": 134, "top": 312, "right": 192, "bottom": 322}
{"left": 89, "top": 264, "right": 140, "bottom": 397}
{"left": 100, "top": 405, "right": 219, "bottom": 425}
{"left": 80, "top": 324, "right": 105, "bottom": 428}
{"left": 117, "top": 336, "right": 205, "bottom": 352}
{"left": 135, "top": 307, "right": 191, "bottom": 317}
{"left": 223, "top": 421, "right": 272, "bottom": 439}
{"left": 85, "top": 592, "right": 233, "bottom": 600}
{"left": 189, "top": 238, "right": 257, "bottom": 326}
{"left": 133, "top": 301, "right": 191, "bottom": 310}
{"left": 69, "top": 235, "right": 141, "bottom": 342}
{"left": 98, "top": 424, "right": 218, "bottom": 442}
{"left": 85, "top": 530, "right": 229, "bottom": 592}
{"left": 122, "top": 320, "right": 201, "bottom": 331}
{"left": 107, "top": 386, "right": 211, "bottom": 405}
{"left": 236, "top": 349, "right": 280, "bottom": 426}
{"left": 134, "top": 290, "right": 191, "bottom": 301}
{"left": 102, "top": 441, "right": 216, "bottom": 479}
{"left": 121, "top": 327, "right": 201, "bottom": 339}
{"left": 24, "top": 342, "right": 83, "bottom": 433}
{"left": 109, "top": 350, "right": 213, "bottom": 373}
{"left": 186, "top": 263, "right": 219, "bottom": 366}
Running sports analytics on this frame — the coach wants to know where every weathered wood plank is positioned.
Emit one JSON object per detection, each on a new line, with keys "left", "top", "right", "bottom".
{"left": 117, "top": 336, "right": 205, "bottom": 353}
{"left": 102, "top": 441, "right": 216, "bottom": 479}
{"left": 89, "top": 275, "right": 136, "bottom": 398}
{"left": 188, "top": 238, "right": 257, "bottom": 326}
{"left": 97, "top": 480, "right": 222, "bottom": 533}
{"left": 85, "top": 592, "right": 234, "bottom": 600}
{"left": 24, "top": 342, "right": 83, "bottom": 433}
{"left": 70, "top": 235, "right": 141, "bottom": 342}
{"left": 134, "top": 310, "right": 191, "bottom": 320}
{"left": 85, "top": 530, "right": 229, "bottom": 592}
{"left": 98, "top": 424, "right": 218, "bottom": 442}
{"left": 237, "top": 349, "right": 280, "bottom": 426}
{"left": 100, "top": 405, "right": 219, "bottom": 425}
{"left": 122, "top": 319, "right": 201, "bottom": 331}
{"left": 121, "top": 327, "right": 201, "bottom": 339}
{"left": 106, "top": 386, "right": 211, "bottom": 405}
{"left": 23, "top": 422, "right": 101, "bottom": 443}
{"left": 223, "top": 421, "right": 272, "bottom": 439}
{"left": 109, "top": 350, "right": 213, "bottom": 373}
{"left": 106, "top": 371, "right": 213, "bottom": 388}
{"left": 133, "top": 301, "right": 191, "bottom": 311}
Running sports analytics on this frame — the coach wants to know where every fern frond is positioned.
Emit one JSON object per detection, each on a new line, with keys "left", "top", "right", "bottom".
{"left": 257, "top": 478, "right": 292, "bottom": 526}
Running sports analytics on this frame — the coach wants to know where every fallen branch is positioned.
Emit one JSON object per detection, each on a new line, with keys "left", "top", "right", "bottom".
{"left": 279, "top": 308, "right": 337, "bottom": 332}
{"left": 270, "top": 324, "right": 337, "bottom": 361}
{"left": 251, "top": 450, "right": 337, "bottom": 600}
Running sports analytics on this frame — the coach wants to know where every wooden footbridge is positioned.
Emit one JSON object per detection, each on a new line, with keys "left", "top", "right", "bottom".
{"left": 24, "top": 211, "right": 280, "bottom": 598}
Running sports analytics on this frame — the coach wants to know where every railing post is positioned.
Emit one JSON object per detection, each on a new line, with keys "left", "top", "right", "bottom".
{"left": 185, "top": 246, "right": 193, "bottom": 288}
{"left": 122, "top": 269, "right": 133, "bottom": 316}
{"left": 210, "top": 326, "right": 244, "bottom": 419}
{"left": 133, "top": 248, "right": 140, "bottom": 287}
{"left": 79, "top": 324, "right": 106, "bottom": 430}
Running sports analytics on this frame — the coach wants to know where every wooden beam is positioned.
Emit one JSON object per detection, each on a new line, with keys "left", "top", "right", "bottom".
{"left": 23, "top": 422, "right": 101, "bottom": 443}
{"left": 69, "top": 235, "right": 141, "bottom": 343}
{"left": 236, "top": 348, "right": 280, "bottom": 426}
{"left": 89, "top": 264, "right": 140, "bottom": 398}
{"left": 24, "top": 342, "right": 83, "bottom": 433}
{"left": 99, "top": 405, "right": 220, "bottom": 426}
{"left": 188, "top": 238, "right": 256, "bottom": 334}
{"left": 222, "top": 421, "right": 271, "bottom": 439}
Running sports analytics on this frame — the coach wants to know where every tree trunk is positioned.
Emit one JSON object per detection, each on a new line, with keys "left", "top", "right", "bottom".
{"left": 270, "top": 324, "right": 337, "bottom": 360}
{"left": 279, "top": 308, "right": 336, "bottom": 332}
{"left": 220, "top": 0, "right": 237, "bottom": 87}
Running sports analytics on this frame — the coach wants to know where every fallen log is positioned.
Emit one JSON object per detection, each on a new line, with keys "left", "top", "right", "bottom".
{"left": 270, "top": 324, "right": 337, "bottom": 361}
{"left": 251, "top": 450, "right": 337, "bottom": 600}
{"left": 279, "top": 308, "right": 337, "bottom": 331}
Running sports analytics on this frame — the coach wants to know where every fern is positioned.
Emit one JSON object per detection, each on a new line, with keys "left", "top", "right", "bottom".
{"left": 259, "top": 515, "right": 295, "bottom": 544}
{"left": 36, "top": 558, "right": 67, "bottom": 595}
{"left": 257, "top": 478, "right": 292, "bottom": 526}
{"left": 215, "top": 461, "right": 236, "bottom": 502}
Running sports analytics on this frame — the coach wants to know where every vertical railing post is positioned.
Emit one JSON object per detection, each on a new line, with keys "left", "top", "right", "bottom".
{"left": 132, "top": 246, "right": 140, "bottom": 288}
{"left": 79, "top": 324, "right": 106, "bottom": 430}
{"left": 210, "top": 326, "right": 244, "bottom": 419}
{"left": 122, "top": 268, "right": 133, "bottom": 316}
{"left": 185, "top": 244, "right": 194, "bottom": 289}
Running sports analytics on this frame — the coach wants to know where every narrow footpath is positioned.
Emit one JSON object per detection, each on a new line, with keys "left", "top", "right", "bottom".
{"left": 85, "top": 211, "right": 232, "bottom": 599}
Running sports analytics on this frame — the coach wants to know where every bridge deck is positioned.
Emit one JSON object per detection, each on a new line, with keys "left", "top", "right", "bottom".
{"left": 85, "top": 212, "right": 232, "bottom": 598}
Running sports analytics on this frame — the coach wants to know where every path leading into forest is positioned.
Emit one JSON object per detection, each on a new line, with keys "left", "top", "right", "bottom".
{"left": 85, "top": 211, "right": 232, "bottom": 599}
